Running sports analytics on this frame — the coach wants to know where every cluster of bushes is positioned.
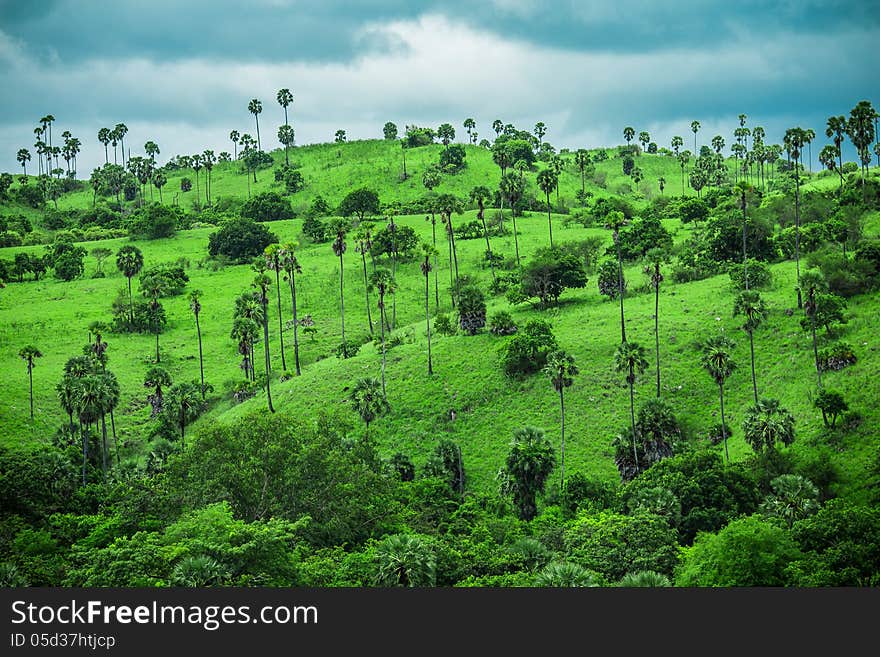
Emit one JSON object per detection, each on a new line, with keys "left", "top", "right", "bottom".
{"left": 208, "top": 217, "right": 279, "bottom": 262}
{"left": 273, "top": 165, "right": 305, "bottom": 194}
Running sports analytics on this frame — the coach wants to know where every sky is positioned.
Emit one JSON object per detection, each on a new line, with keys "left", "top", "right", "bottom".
{"left": 0, "top": 0, "right": 878, "bottom": 174}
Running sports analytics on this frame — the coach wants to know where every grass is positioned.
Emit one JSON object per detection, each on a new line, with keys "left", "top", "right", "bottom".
{"left": 2, "top": 139, "right": 878, "bottom": 501}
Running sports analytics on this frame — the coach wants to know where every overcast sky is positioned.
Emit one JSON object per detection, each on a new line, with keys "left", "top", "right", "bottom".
{"left": 1, "top": 0, "right": 878, "bottom": 174}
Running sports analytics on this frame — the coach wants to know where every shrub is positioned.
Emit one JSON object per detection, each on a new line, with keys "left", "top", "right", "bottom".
{"left": 498, "top": 319, "right": 558, "bottom": 377}
{"left": 273, "top": 165, "right": 304, "bottom": 194}
{"left": 520, "top": 246, "right": 588, "bottom": 307}
{"left": 128, "top": 203, "right": 181, "bottom": 239}
{"left": 489, "top": 311, "right": 517, "bottom": 336}
{"left": 53, "top": 249, "right": 86, "bottom": 281}
{"left": 139, "top": 264, "right": 189, "bottom": 297}
{"left": 302, "top": 215, "right": 327, "bottom": 242}
{"left": 207, "top": 218, "right": 278, "bottom": 262}
{"left": 433, "top": 313, "right": 456, "bottom": 336}
{"left": 613, "top": 216, "right": 673, "bottom": 261}
{"left": 800, "top": 293, "right": 846, "bottom": 335}
{"left": 597, "top": 258, "right": 624, "bottom": 299}
{"left": 180, "top": 177, "right": 192, "bottom": 192}
{"left": 457, "top": 285, "right": 487, "bottom": 334}
{"left": 727, "top": 259, "right": 773, "bottom": 290}
{"left": 371, "top": 224, "right": 419, "bottom": 260}
{"left": 240, "top": 191, "right": 294, "bottom": 222}
{"left": 817, "top": 342, "right": 856, "bottom": 372}
{"left": 813, "top": 390, "right": 848, "bottom": 429}
{"left": 335, "top": 340, "right": 360, "bottom": 359}
{"left": 439, "top": 144, "right": 466, "bottom": 173}
{"left": 807, "top": 249, "right": 875, "bottom": 297}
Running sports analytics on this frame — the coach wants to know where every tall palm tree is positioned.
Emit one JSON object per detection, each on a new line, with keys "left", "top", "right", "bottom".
{"left": 422, "top": 167, "right": 442, "bottom": 308}
{"left": 420, "top": 243, "right": 436, "bottom": 375}
{"left": 734, "top": 290, "right": 766, "bottom": 404}
{"left": 437, "top": 194, "right": 462, "bottom": 303}
{"left": 277, "top": 124, "right": 294, "bottom": 166}
{"left": 644, "top": 256, "right": 664, "bottom": 397}
{"left": 144, "top": 365, "right": 172, "bottom": 417}
{"left": 202, "top": 150, "right": 215, "bottom": 206}
{"left": 469, "top": 185, "right": 496, "bottom": 284}
{"left": 349, "top": 377, "right": 389, "bottom": 436}
{"left": 784, "top": 127, "right": 804, "bottom": 308}
{"left": 537, "top": 168, "right": 558, "bottom": 247}
{"left": 229, "top": 130, "right": 240, "bottom": 160}
{"left": 734, "top": 180, "right": 754, "bottom": 290}
{"left": 503, "top": 427, "right": 556, "bottom": 522}
{"left": 57, "top": 375, "right": 78, "bottom": 436}
{"left": 97, "top": 128, "right": 111, "bottom": 164}
{"left": 115, "top": 245, "right": 143, "bottom": 324}
{"left": 113, "top": 123, "right": 128, "bottom": 167}
{"left": 671, "top": 135, "right": 683, "bottom": 156}
{"left": 606, "top": 211, "right": 628, "bottom": 343}
{"left": 278, "top": 243, "right": 303, "bottom": 375}
{"left": 191, "top": 153, "right": 202, "bottom": 205}
{"left": 277, "top": 88, "right": 293, "bottom": 130}
{"left": 370, "top": 267, "right": 396, "bottom": 396}
{"left": 76, "top": 375, "right": 108, "bottom": 483}
{"left": 623, "top": 126, "right": 635, "bottom": 145}
{"left": 615, "top": 341, "right": 648, "bottom": 475}
{"left": 153, "top": 169, "right": 167, "bottom": 203}
{"left": 19, "top": 345, "right": 42, "bottom": 420}
{"left": 691, "top": 120, "right": 701, "bottom": 153}
{"left": 499, "top": 172, "right": 523, "bottom": 269}
{"left": 804, "top": 285, "right": 823, "bottom": 390}
{"left": 141, "top": 275, "right": 166, "bottom": 363}
{"left": 463, "top": 117, "right": 476, "bottom": 142}
{"left": 354, "top": 224, "right": 375, "bottom": 335}
{"left": 700, "top": 335, "right": 737, "bottom": 463}
{"left": 264, "top": 245, "right": 287, "bottom": 371}
{"left": 331, "top": 220, "right": 348, "bottom": 345}
{"left": 164, "top": 382, "right": 203, "bottom": 450}
{"left": 543, "top": 350, "right": 578, "bottom": 489}
{"left": 16, "top": 148, "right": 31, "bottom": 176}
{"left": 639, "top": 131, "right": 650, "bottom": 152}
{"left": 252, "top": 273, "right": 275, "bottom": 413}
{"left": 189, "top": 290, "right": 206, "bottom": 398}
{"left": 248, "top": 99, "right": 263, "bottom": 150}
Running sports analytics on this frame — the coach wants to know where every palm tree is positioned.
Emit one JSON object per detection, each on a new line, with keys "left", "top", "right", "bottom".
{"left": 804, "top": 284, "right": 823, "bottom": 389}
{"left": 500, "top": 172, "right": 524, "bottom": 269}
{"left": 623, "top": 126, "right": 635, "bottom": 145}
{"left": 277, "top": 88, "right": 293, "bottom": 130}
{"left": 606, "top": 211, "right": 628, "bottom": 343}
{"left": 463, "top": 117, "right": 476, "bottom": 142}
{"left": 144, "top": 365, "right": 172, "bottom": 417}
{"left": 201, "top": 150, "right": 215, "bottom": 206}
{"left": 370, "top": 267, "right": 396, "bottom": 396}
{"left": 113, "top": 123, "right": 128, "bottom": 167}
{"left": 141, "top": 275, "right": 166, "bottom": 363}
{"left": 98, "top": 128, "right": 111, "bottom": 164}
{"left": 188, "top": 290, "right": 206, "bottom": 399}
{"left": 574, "top": 149, "right": 590, "bottom": 198}
{"left": 16, "top": 148, "right": 31, "bottom": 176}
{"left": 742, "top": 398, "right": 795, "bottom": 454}
{"left": 251, "top": 273, "right": 276, "bottom": 412}
{"left": 248, "top": 99, "right": 263, "bottom": 150}
{"left": 543, "top": 351, "right": 578, "bottom": 489}
{"left": 534, "top": 121, "right": 547, "bottom": 148}
{"left": 353, "top": 225, "right": 375, "bottom": 335}
{"left": 19, "top": 345, "right": 42, "bottom": 420}
{"left": 615, "top": 341, "right": 649, "bottom": 475}
{"left": 420, "top": 243, "right": 436, "bottom": 375}
{"left": 164, "top": 382, "right": 203, "bottom": 449}
{"left": 422, "top": 167, "right": 442, "bottom": 308}
{"left": 819, "top": 144, "right": 843, "bottom": 192}
{"left": 374, "top": 534, "right": 436, "bottom": 587}
{"left": 691, "top": 120, "right": 701, "bottom": 153}
{"left": 231, "top": 317, "right": 259, "bottom": 381}
{"left": 349, "top": 377, "right": 389, "bottom": 436}
{"left": 700, "top": 335, "right": 737, "bottom": 463}
{"left": 734, "top": 180, "right": 754, "bottom": 289}
{"left": 734, "top": 290, "right": 766, "bottom": 404}
{"left": 191, "top": 153, "right": 202, "bottom": 205}
{"left": 278, "top": 243, "right": 302, "bottom": 375}
{"left": 644, "top": 255, "right": 664, "bottom": 397}
{"left": 826, "top": 115, "right": 846, "bottom": 183}
{"left": 77, "top": 375, "right": 109, "bottom": 482}
{"left": 537, "top": 168, "right": 558, "bottom": 247}
{"left": 534, "top": 562, "right": 598, "bottom": 587}
{"left": 56, "top": 376, "right": 78, "bottom": 436}
{"left": 277, "top": 124, "right": 294, "bottom": 166}
{"left": 469, "top": 185, "right": 496, "bottom": 284}
{"left": 115, "top": 245, "right": 143, "bottom": 324}
{"left": 677, "top": 150, "right": 690, "bottom": 195}
{"left": 331, "top": 220, "right": 348, "bottom": 345}
{"left": 671, "top": 135, "right": 683, "bottom": 156}
{"left": 658, "top": 176, "right": 666, "bottom": 195}
{"left": 229, "top": 130, "right": 240, "bottom": 160}
{"left": 639, "top": 131, "right": 650, "bottom": 152}
{"left": 264, "top": 245, "right": 287, "bottom": 371}
{"left": 502, "top": 426, "right": 556, "bottom": 521}
{"left": 784, "top": 127, "right": 804, "bottom": 308}
{"left": 437, "top": 194, "right": 462, "bottom": 302}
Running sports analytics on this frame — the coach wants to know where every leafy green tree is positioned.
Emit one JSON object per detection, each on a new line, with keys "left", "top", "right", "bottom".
{"left": 675, "top": 515, "right": 800, "bottom": 586}
{"left": 349, "top": 377, "right": 389, "bottom": 436}
{"left": 437, "top": 123, "right": 455, "bottom": 148}
{"left": 742, "top": 398, "right": 795, "bottom": 454}
{"left": 19, "top": 345, "right": 42, "bottom": 420}
{"left": 456, "top": 284, "right": 486, "bottom": 335}
{"left": 252, "top": 273, "right": 276, "bottom": 413}
{"left": 374, "top": 534, "right": 436, "bottom": 587}
{"left": 248, "top": 98, "right": 263, "bottom": 150}
{"left": 383, "top": 121, "right": 398, "bottom": 140}
{"left": 498, "top": 319, "right": 558, "bottom": 377}
{"left": 700, "top": 335, "right": 737, "bottom": 463}
{"left": 500, "top": 426, "right": 556, "bottom": 521}
{"left": 339, "top": 188, "right": 380, "bottom": 222}
{"left": 814, "top": 389, "right": 847, "bottom": 429}
{"left": 208, "top": 218, "right": 278, "bottom": 263}
{"left": 733, "top": 290, "right": 766, "bottom": 404}
{"left": 116, "top": 245, "right": 144, "bottom": 323}
{"left": 759, "top": 475, "right": 819, "bottom": 529}
{"left": 544, "top": 351, "right": 578, "bottom": 488}
{"left": 615, "top": 341, "right": 649, "bottom": 475}
{"left": 519, "top": 246, "right": 588, "bottom": 308}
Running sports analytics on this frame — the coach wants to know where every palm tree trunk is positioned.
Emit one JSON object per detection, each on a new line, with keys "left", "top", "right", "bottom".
{"left": 155, "top": 330, "right": 160, "bottom": 363}
{"left": 195, "top": 313, "right": 205, "bottom": 399}
{"left": 719, "top": 384, "right": 729, "bottom": 464}
{"left": 262, "top": 299, "right": 275, "bottom": 413}
{"left": 289, "top": 273, "right": 301, "bottom": 375}
{"left": 795, "top": 170, "right": 802, "bottom": 309}
{"left": 447, "top": 228, "right": 456, "bottom": 309}
{"left": 255, "top": 116, "right": 261, "bottom": 151}
{"left": 654, "top": 282, "right": 661, "bottom": 397}
{"left": 180, "top": 410, "right": 185, "bottom": 450}
{"left": 431, "top": 216, "right": 439, "bottom": 310}
{"left": 810, "top": 315, "right": 822, "bottom": 390}
{"left": 546, "top": 192, "right": 553, "bottom": 246}
{"left": 28, "top": 365, "right": 34, "bottom": 419}
{"left": 100, "top": 413, "right": 108, "bottom": 480}
{"left": 274, "top": 269, "right": 287, "bottom": 371}
{"left": 512, "top": 212, "right": 521, "bottom": 270}
{"left": 748, "top": 329, "right": 758, "bottom": 404}
{"left": 479, "top": 207, "right": 497, "bottom": 284}
{"left": 81, "top": 422, "right": 88, "bottom": 486}
{"left": 339, "top": 254, "right": 346, "bottom": 344}
{"left": 617, "top": 239, "right": 626, "bottom": 343}
{"left": 742, "top": 202, "right": 749, "bottom": 291}
{"left": 380, "top": 299, "right": 387, "bottom": 397}
{"left": 559, "top": 388, "right": 566, "bottom": 489}
{"left": 361, "top": 252, "right": 373, "bottom": 334}
{"left": 425, "top": 273, "right": 433, "bottom": 375}
{"left": 629, "top": 373, "right": 639, "bottom": 475}
{"left": 448, "top": 218, "right": 460, "bottom": 292}
{"left": 110, "top": 409, "right": 119, "bottom": 465}
{"left": 127, "top": 277, "right": 134, "bottom": 323}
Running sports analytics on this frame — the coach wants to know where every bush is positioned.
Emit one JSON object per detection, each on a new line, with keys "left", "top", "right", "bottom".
{"left": 489, "top": 311, "right": 517, "bottom": 336}
{"left": 439, "top": 144, "right": 467, "bottom": 173}
{"left": 371, "top": 223, "right": 419, "bottom": 260}
{"left": 127, "top": 203, "right": 181, "bottom": 239}
{"left": 180, "top": 177, "right": 192, "bottom": 192}
{"left": 335, "top": 340, "right": 360, "bottom": 359}
{"left": 240, "top": 191, "right": 294, "bottom": 222}
{"left": 433, "top": 313, "right": 456, "bottom": 336}
{"left": 498, "top": 319, "right": 558, "bottom": 377}
{"left": 520, "top": 246, "right": 588, "bottom": 307}
{"left": 613, "top": 216, "right": 673, "bottom": 261}
{"left": 273, "top": 165, "right": 304, "bottom": 194}
{"left": 302, "top": 215, "right": 328, "bottom": 243}
{"left": 457, "top": 285, "right": 486, "bottom": 334}
{"left": 597, "top": 258, "right": 624, "bottom": 299}
{"left": 706, "top": 210, "right": 776, "bottom": 263}
{"left": 53, "top": 249, "right": 86, "bottom": 281}
{"left": 727, "top": 259, "right": 773, "bottom": 290}
{"left": 800, "top": 293, "right": 847, "bottom": 335}
{"left": 207, "top": 218, "right": 278, "bottom": 262}
{"left": 139, "top": 264, "right": 189, "bottom": 297}
{"left": 817, "top": 342, "right": 856, "bottom": 372}
{"left": 14, "top": 184, "right": 45, "bottom": 209}
{"left": 807, "top": 249, "right": 875, "bottom": 297}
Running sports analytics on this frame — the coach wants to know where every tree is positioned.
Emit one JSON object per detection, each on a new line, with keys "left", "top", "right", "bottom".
{"left": 141, "top": 275, "right": 167, "bottom": 363}
{"left": 374, "top": 534, "right": 436, "bottom": 587}
{"left": 264, "top": 245, "right": 287, "bottom": 372}
{"left": 76, "top": 374, "right": 112, "bottom": 481}
{"left": 499, "top": 172, "right": 524, "bottom": 268}
{"left": 700, "top": 335, "right": 737, "bottom": 463}
{"left": 353, "top": 224, "right": 375, "bottom": 335}
{"left": 639, "top": 131, "right": 650, "bottom": 152}
{"left": 252, "top": 273, "right": 276, "bottom": 413}
{"left": 163, "top": 382, "right": 204, "bottom": 449}
{"left": 437, "top": 123, "right": 455, "bottom": 148}
{"left": 644, "top": 255, "right": 664, "bottom": 397}
{"left": 814, "top": 389, "right": 847, "bottom": 429}
{"left": 189, "top": 290, "right": 206, "bottom": 399}
{"left": 436, "top": 193, "right": 463, "bottom": 302}
{"left": 463, "top": 118, "right": 476, "bottom": 142}
{"left": 277, "top": 87, "right": 293, "bottom": 131}
{"left": 623, "top": 126, "right": 635, "bottom": 145}
{"left": 248, "top": 98, "right": 263, "bottom": 150}
{"left": 278, "top": 243, "right": 302, "bottom": 375}
{"left": 742, "top": 398, "right": 795, "bottom": 454}
{"left": 500, "top": 426, "right": 556, "bottom": 521}
{"left": 690, "top": 120, "right": 701, "bottom": 153}
{"left": 543, "top": 351, "right": 578, "bottom": 489}
{"left": 144, "top": 365, "right": 172, "bottom": 417}
{"left": 339, "top": 188, "right": 380, "bottom": 222}
{"left": 457, "top": 284, "right": 486, "bottom": 335}
{"left": 760, "top": 474, "right": 819, "bottom": 529}
{"left": 574, "top": 149, "right": 590, "bottom": 197}
{"left": 370, "top": 267, "right": 396, "bottom": 396}
{"left": 534, "top": 121, "right": 547, "bottom": 149}
{"left": 733, "top": 290, "right": 766, "bottom": 404}
{"left": 19, "top": 345, "right": 42, "bottom": 420}
{"left": 331, "top": 220, "right": 348, "bottom": 347}
{"left": 845, "top": 100, "right": 877, "bottom": 183}
{"left": 98, "top": 128, "right": 111, "bottom": 164}
{"left": 615, "top": 341, "right": 649, "bottom": 476}
{"left": 348, "top": 377, "right": 389, "bottom": 435}
{"left": 383, "top": 121, "right": 398, "bottom": 140}
{"left": 469, "top": 185, "right": 496, "bottom": 285}
{"left": 407, "top": 242, "right": 432, "bottom": 377}
{"left": 784, "top": 127, "right": 805, "bottom": 308}
{"left": 537, "top": 168, "right": 558, "bottom": 246}
{"left": 229, "top": 130, "right": 240, "bottom": 160}
{"left": 519, "top": 246, "right": 588, "bottom": 308}
{"left": 16, "top": 148, "right": 31, "bottom": 176}
{"left": 152, "top": 170, "right": 167, "bottom": 203}
{"left": 606, "top": 211, "right": 629, "bottom": 343}
{"left": 113, "top": 123, "right": 128, "bottom": 167}
{"left": 116, "top": 245, "right": 144, "bottom": 324}
{"left": 335, "top": 129, "right": 347, "bottom": 143}
{"left": 422, "top": 169, "right": 442, "bottom": 308}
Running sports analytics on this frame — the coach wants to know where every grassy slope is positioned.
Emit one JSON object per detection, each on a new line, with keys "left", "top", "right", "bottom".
{"left": 2, "top": 141, "right": 878, "bottom": 502}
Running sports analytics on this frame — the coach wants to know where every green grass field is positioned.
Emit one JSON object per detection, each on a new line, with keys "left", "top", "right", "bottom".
{"left": 3, "top": 140, "right": 878, "bottom": 501}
